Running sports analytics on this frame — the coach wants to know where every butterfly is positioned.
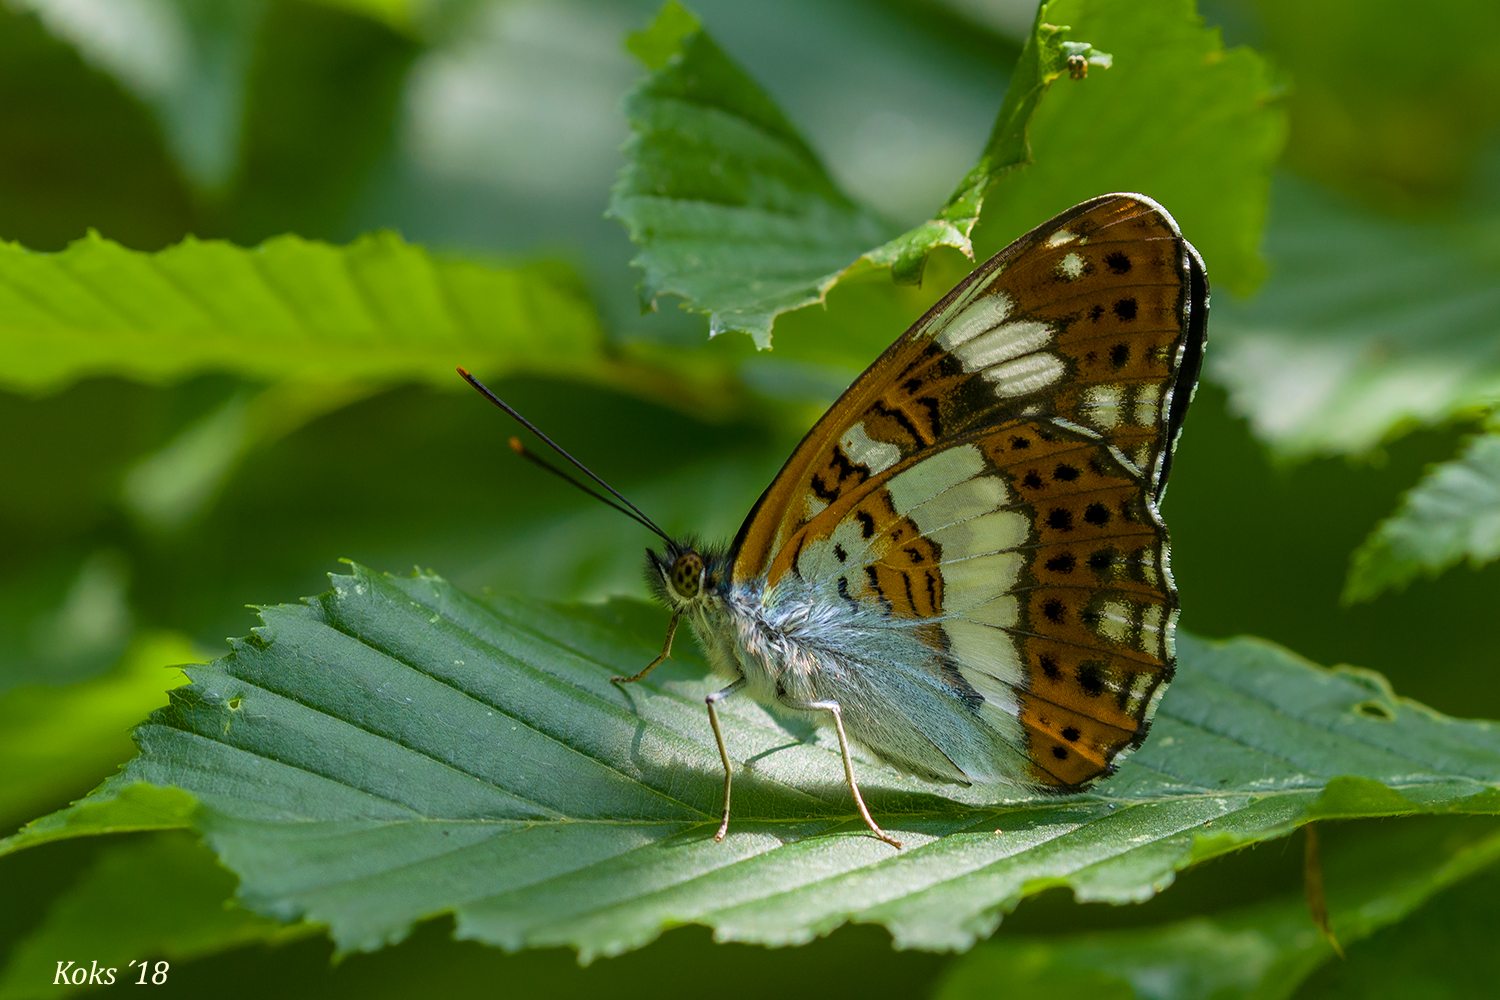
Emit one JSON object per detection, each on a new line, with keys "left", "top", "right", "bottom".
{"left": 461, "top": 192, "right": 1207, "bottom": 849}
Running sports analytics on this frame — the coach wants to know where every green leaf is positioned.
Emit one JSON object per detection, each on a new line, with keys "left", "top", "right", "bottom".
{"left": 971, "top": 0, "right": 1285, "bottom": 296}
{"left": 933, "top": 818, "right": 1500, "bottom": 1000}
{"left": 0, "top": 630, "right": 196, "bottom": 833}
{"left": 607, "top": 1, "right": 1108, "bottom": 347}
{"left": 1210, "top": 175, "right": 1500, "bottom": 458}
{"left": 1344, "top": 432, "right": 1500, "bottom": 603}
{"left": 2, "top": 784, "right": 196, "bottom": 856}
{"left": 0, "top": 231, "right": 603, "bottom": 394}
{"left": 7, "top": 565, "right": 1497, "bottom": 960}
{"left": 864, "top": 15, "right": 1112, "bottom": 284}
{"left": 0, "top": 833, "right": 305, "bottom": 1000}
{"left": 609, "top": 3, "right": 894, "bottom": 349}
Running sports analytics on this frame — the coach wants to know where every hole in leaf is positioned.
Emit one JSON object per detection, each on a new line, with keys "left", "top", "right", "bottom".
{"left": 227, "top": 697, "right": 243, "bottom": 711}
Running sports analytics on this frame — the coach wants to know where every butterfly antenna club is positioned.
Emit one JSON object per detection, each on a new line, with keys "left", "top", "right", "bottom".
{"left": 457, "top": 367, "right": 673, "bottom": 543}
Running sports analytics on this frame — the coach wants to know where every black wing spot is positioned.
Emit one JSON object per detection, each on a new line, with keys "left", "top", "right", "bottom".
{"left": 1048, "top": 508, "right": 1073, "bottom": 531}
{"left": 1110, "top": 343, "right": 1130, "bottom": 368}
{"left": 834, "top": 543, "right": 847, "bottom": 563}
{"left": 1084, "top": 503, "right": 1111, "bottom": 526}
{"left": 901, "top": 571, "right": 918, "bottom": 612}
{"left": 810, "top": 473, "right": 839, "bottom": 502}
{"left": 905, "top": 546, "right": 925, "bottom": 565}
{"left": 1089, "top": 548, "right": 1114, "bottom": 570}
{"left": 1114, "top": 298, "right": 1138, "bottom": 321}
{"left": 1023, "top": 471, "right": 1044, "bottom": 490}
{"left": 1043, "top": 598, "right": 1065, "bottom": 622}
{"left": 1089, "top": 304, "right": 1106, "bottom": 322}
{"left": 1062, "top": 726, "right": 1081, "bottom": 742}
{"left": 1040, "top": 654, "right": 1062, "bottom": 680}
{"left": 1051, "top": 746, "right": 1069, "bottom": 760}
{"left": 855, "top": 510, "right": 876, "bottom": 539}
{"left": 837, "top": 577, "right": 852, "bottom": 600}
{"left": 903, "top": 377, "right": 923, "bottom": 392}
{"left": 1011, "top": 436, "right": 1031, "bottom": 449}
{"left": 1105, "top": 251, "right": 1131, "bottom": 274}
{"left": 1053, "top": 462, "right": 1080, "bottom": 482}
{"left": 865, "top": 566, "right": 881, "bottom": 589}
{"left": 1045, "top": 552, "right": 1076, "bottom": 573}
{"left": 1079, "top": 663, "right": 1107, "bottom": 697}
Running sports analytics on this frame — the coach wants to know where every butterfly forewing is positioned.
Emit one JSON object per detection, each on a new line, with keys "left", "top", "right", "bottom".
{"left": 729, "top": 194, "right": 1206, "bottom": 793}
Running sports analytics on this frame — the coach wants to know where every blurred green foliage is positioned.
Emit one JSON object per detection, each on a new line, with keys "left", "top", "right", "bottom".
{"left": 1, "top": 0, "right": 1497, "bottom": 996}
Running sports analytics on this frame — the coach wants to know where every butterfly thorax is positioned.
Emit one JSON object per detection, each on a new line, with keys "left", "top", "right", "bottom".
{"left": 648, "top": 540, "right": 838, "bottom": 707}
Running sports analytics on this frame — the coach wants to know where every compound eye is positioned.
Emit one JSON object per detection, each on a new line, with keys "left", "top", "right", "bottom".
{"left": 670, "top": 553, "right": 704, "bottom": 598}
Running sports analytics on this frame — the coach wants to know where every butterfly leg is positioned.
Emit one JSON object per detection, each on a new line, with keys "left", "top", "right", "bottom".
{"left": 705, "top": 677, "right": 746, "bottom": 841}
{"left": 785, "top": 698, "right": 902, "bottom": 849}
{"left": 611, "top": 612, "right": 681, "bottom": 684}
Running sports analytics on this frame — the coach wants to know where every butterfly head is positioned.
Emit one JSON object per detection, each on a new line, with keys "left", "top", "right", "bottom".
{"left": 646, "top": 540, "right": 727, "bottom": 610}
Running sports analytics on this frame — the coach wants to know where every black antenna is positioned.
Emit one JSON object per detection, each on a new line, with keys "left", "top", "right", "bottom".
{"left": 506, "top": 436, "right": 667, "bottom": 538}
{"left": 457, "top": 367, "right": 673, "bottom": 544}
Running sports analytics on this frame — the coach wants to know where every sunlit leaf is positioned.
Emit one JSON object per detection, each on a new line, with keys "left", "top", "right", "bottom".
{"left": 934, "top": 818, "right": 1500, "bottom": 1000}
{"left": 0, "top": 230, "right": 602, "bottom": 394}
{"left": 608, "top": 2, "right": 894, "bottom": 349}
{"left": 863, "top": 21, "right": 1111, "bottom": 283}
{"left": 1210, "top": 175, "right": 1500, "bottom": 457}
{"left": 608, "top": 1, "right": 1107, "bottom": 348}
{"left": 1344, "top": 432, "right": 1500, "bottom": 602}
{"left": 6, "top": 565, "right": 1496, "bottom": 960}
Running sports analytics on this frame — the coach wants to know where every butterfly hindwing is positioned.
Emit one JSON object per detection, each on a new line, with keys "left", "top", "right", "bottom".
{"left": 730, "top": 194, "right": 1205, "bottom": 793}
{"left": 785, "top": 419, "right": 1175, "bottom": 789}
